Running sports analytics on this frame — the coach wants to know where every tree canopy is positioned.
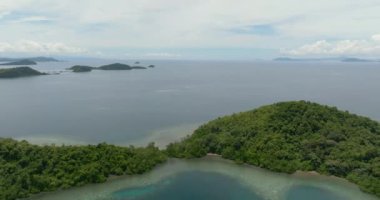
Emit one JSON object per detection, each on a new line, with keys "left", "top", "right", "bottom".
{"left": 0, "top": 67, "right": 46, "bottom": 78}
{"left": 0, "top": 139, "right": 167, "bottom": 200}
{"left": 166, "top": 101, "right": 380, "bottom": 197}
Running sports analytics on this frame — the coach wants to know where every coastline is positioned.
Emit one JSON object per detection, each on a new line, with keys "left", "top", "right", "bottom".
{"left": 26, "top": 155, "right": 379, "bottom": 200}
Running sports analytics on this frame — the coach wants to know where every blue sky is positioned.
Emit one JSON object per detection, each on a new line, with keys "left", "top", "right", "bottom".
{"left": 1, "top": 0, "right": 380, "bottom": 59}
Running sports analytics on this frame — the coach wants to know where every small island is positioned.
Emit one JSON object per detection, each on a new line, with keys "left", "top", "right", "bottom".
{"left": 0, "top": 67, "right": 46, "bottom": 78}
{"left": 97, "top": 63, "right": 147, "bottom": 70}
{"left": 167, "top": 101, "right": 380, "bottom": 197}
{"left": 0, "top": 59, "right": 37, "bottom": 66}
{"left": 69, "top": 65, "right": 94, "bottom": 72}
{"left": 68, "top": 63, "right": 151, "bottom": 73}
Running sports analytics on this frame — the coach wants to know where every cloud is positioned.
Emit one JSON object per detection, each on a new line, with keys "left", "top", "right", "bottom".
{"left": 11, "top": 15, "right": 53, "bottom": 23}
{"left": 285, "top": 37, "right": 380, "bottom": 56}
{"left": 372, "top": 34, "right": 380, "bottom": 42}
{"left": 230, "top": 24, "right": 277, "bottom": 36}
{"left": 0, "top": 40, "right": 86, "bottom": 54}
{"left": 144, "top": 52, "right": 181, "bottom": 58}
{"left": 1, "top": 0, "right": 380, "bottom": 58}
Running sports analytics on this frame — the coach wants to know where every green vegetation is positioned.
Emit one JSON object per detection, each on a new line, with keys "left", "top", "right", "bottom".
{"left": 0, "top": 139, "right": 167, "bottom": 200}
{"left": 0, "top": 59, "right": 37, "bottom": 66}
{"left": 69, "top": 65, "right": 94, "bottom": 72}
{"left": 0, "top": 67, "right": 46, "bottom": 78}
{"left": 0, "top": 57, "right": 58, "bottom": 62}
{"left": 97, "top": 63, "right": 147, "bottom": 70}
{"left": 98, "top": 63, "right": 133, "bottom": 70}
{"left": 167, "top": 101, "right": 380, "bottom": 197}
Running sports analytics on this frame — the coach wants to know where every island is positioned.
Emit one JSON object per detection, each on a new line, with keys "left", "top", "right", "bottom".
{"left": 274, "top": 57, "right": 380, "bottom": 62}
{"left": 0, "top": 139, "right": 166, "bottom": 200}
{"left": 69, "top": 65, "right": 94, "bottom": 72}
{"left": 0, "top": 59, "right": 37, "bottom": 66}
{"left": 0, "top": 67, "right": 46, "bottom": 78}
{"left": 2, "top": 101, "right": 378, "bottom": 199}
{"left": 167, "top": 101, "right": 380, "bottom": 197}
{"left": 97, "top": 63, "right": 147, "bottom": 70}
{"left": 67, "top": 63, "right": 151, "bottom": 73}
{"left": 0, "top": 57, "right": 58, "bottom": 62}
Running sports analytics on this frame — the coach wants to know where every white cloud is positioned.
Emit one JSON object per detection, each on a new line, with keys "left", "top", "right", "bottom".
{"left": 372, "top": 34, "right": 380, "bottom": 42}
{"left": 0, "top": 40, "right": 86, "bottom": 54}
{"left": 144, "top": 52, "right": 181, "bottom": 58}
{"left": 1, "top": 0, "right": 380, "bottom": 58}
{"left": 11, "top": 16, "right": 52, "bottom": 23}
{"left": 286, "top": 37, "right": 380, "bottom": 56}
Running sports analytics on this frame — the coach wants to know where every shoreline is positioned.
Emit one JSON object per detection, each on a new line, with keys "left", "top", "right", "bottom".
{"left": 26, "top": 155, "right": 379, "bottom": 200}
{"left": 204, "top": 154, "right": 362, "bottom": 191}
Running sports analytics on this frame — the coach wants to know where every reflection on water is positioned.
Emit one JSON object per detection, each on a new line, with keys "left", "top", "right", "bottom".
{"left": 112, "top": 171, "right": 262, "bottom": 200}
{"left": 27, "top": 156, "right": 379, "bottom": 200}
{"left": 285, "top": 185, "right": 345, "bottom": 200}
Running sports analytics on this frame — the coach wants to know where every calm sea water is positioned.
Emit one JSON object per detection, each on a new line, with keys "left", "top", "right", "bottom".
{"left": 1, "top": 60, "right": 379, "bottom": 147}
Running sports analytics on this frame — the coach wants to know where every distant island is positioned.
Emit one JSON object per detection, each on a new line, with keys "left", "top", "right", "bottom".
{"left": 69, "top": 65, "right": 94, "bottom": 72}
{"left": 0, "top": 67, "right": 46, "bottom": 78}
{"left": 0, "top": 59, "right": 37, "bottom": 66}
{"left": 68, "top": 63, "right": 151, "bottom": 73}
{"left": 274, "top": 57, "right": 379, "bottom": 62}
{"left": 167, "top": 101, "right": 380, "bottom": 197}
{"left": 98, "top": 63, "right": 147, "bottom": 70}
{"left": 0, "top": 57, "right": 59, "bottom": 62}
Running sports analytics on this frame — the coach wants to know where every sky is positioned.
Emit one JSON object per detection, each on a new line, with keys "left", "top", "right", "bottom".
{"left": 1, "top": 0, "right": 380, "bottom": 60}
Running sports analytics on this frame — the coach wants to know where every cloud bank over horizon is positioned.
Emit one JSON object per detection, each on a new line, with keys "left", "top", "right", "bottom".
{"left": 1, "top": 0, "right": 380, "bottom": 59}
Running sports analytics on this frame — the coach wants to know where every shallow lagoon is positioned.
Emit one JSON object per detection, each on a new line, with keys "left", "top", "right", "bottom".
{"left": 28, "top": 156, "right": 379, "bottom": 200}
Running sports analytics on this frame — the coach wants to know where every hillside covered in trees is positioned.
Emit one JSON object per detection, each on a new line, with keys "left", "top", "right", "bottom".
{"left": 0, "top": 67, "right": 46, "bottom": 78}
{"left": 167, "top": 101, "right": 380, "bottom": 197}
{"left": 0, "top": 139, "right": 166, "bottom": 200}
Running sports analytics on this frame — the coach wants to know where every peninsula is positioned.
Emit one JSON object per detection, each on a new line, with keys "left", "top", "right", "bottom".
{"left": 0, "top": 139, "right": 166, "bottom": 200}
{"left": 167, "top": 101, "right": 380, "bottom": 197}
{"left": 1, "top": 101, "right": 379, "bottom": 199}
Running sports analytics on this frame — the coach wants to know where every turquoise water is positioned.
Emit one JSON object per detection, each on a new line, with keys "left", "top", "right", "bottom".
{"left": 27, "top": 157, "right": 379, "bottom": 200}
{"left": 112, "top": 171, "right": 263, "bottom": 200}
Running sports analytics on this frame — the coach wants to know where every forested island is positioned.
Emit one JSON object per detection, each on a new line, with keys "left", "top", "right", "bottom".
{"left": 69, "top": 65, "right": 94, "bottom": 72}
{"left": 167, "top": 101, "right": 380, "bottom": 197}
{"left": 0, "top": 59, "right": 37, "bottom": 66}
{"left": 0, "top": 139, "right": 166, "bottom": 200}
{"left": 1, "top": 101, "right": 379, "bottom": 199}
{"left": 0, "top": 67, "right": 46, "bottom": 78}
{"left": 68, "top": 63, "right": 150, "bottom": 72}
{"left": 97, "top": 63, "right": 147, "bottom": 70}
{"left": 0, "top": 57, "right": 58, "bottom": 62}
